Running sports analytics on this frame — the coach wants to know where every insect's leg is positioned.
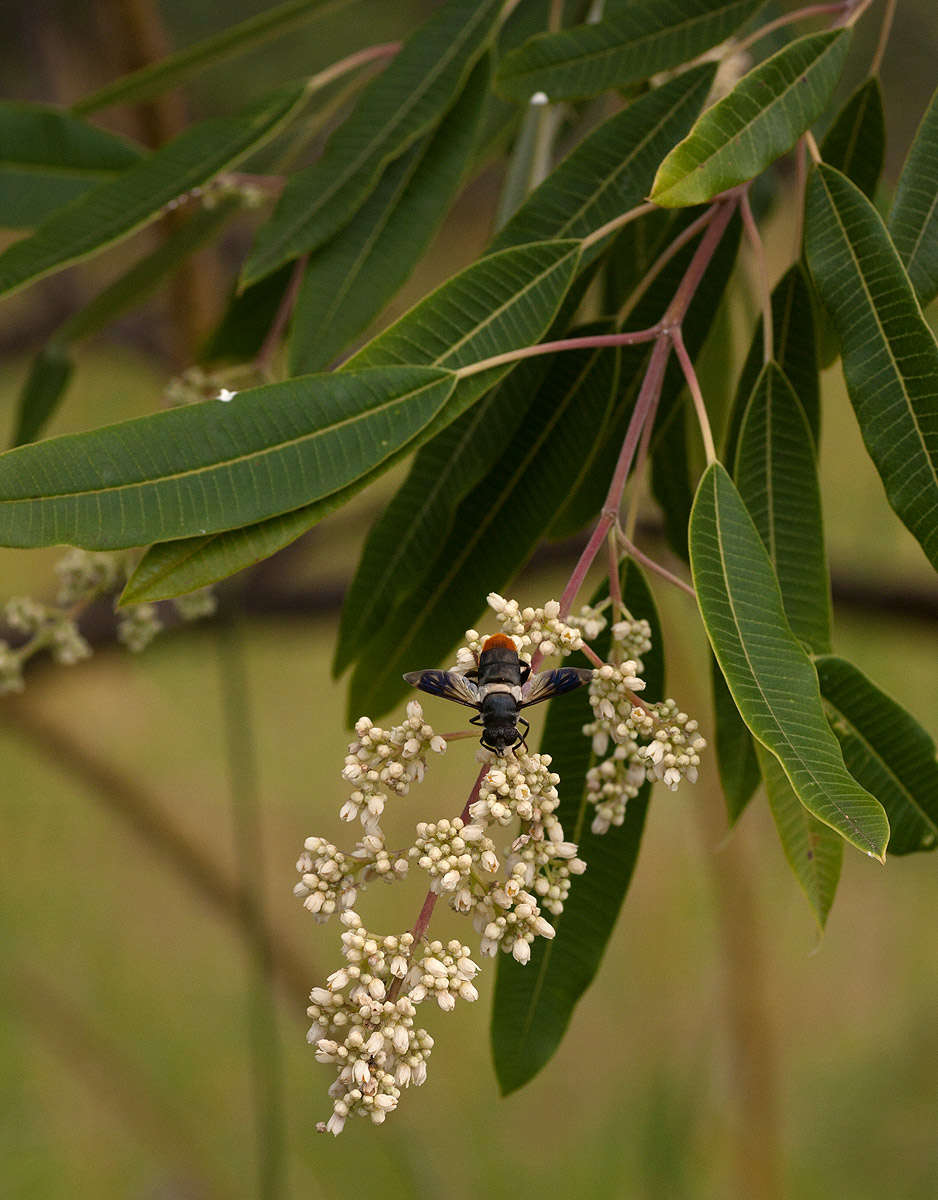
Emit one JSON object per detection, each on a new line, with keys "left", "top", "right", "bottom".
{"left": 465, "top": 668, "right": 479, "bottom": 681}
{"left": 469, "top": 713, "right": 484, "bottom": 727}
{"left": 515, "top": 717, "right": 530, "bottom": 752}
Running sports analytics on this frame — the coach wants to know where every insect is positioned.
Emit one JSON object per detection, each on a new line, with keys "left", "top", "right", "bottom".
{"left": 403, "top": 634, "right": 593, "bottom": 755}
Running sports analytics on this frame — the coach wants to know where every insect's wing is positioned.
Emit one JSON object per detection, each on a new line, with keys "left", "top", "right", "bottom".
{"left": 520, "top": 667, "right": 594, "bottom": 708}
{"left": 403, "top": 669, "right": 482, "bottom": 708}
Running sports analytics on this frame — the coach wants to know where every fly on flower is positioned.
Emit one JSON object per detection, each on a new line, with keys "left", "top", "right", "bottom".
{"left": 404, "top": 634, "right": 592, "bottom": 755}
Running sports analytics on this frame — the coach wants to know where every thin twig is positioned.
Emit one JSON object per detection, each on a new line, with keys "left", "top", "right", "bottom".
{"left": 740, "top": 190, "right": 774, "bottom": 364}
{"left": 617, "top": 530, "right": 697, "bottom": 598}
{"left": 734, "top": 2, "right": 847, "bottom": 54}
{"left": 804, "top": 130, "right": 823, "bottom": 165}
{"left": 580, "top": 201, "right": 659, "bottom": 251}
{"left": 870, "top": 0, "right": 897, "bottom": 74}
{"left": 455, "top": 325, "right": 660, "bottom": 379}
{"left": 255, "top": 254, "right": 308, "bottom": 377}
{"left": 618, "top": 206, "right": 716, "bottom": 326}
{"left": 671, "top": 324, "right": 716, "bottom": 466}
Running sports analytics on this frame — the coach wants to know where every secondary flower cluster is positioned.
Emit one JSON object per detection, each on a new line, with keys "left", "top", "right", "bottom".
{"left": 0, "top": 549, "right": 216, "bottom": 694}
{"left": 455, "top": 593, "right": 585, "bottom": 670}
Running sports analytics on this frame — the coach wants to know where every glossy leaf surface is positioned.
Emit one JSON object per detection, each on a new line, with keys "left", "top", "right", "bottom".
{"left": 651, "top": 31, "right": 851, "bottom": 207}
{"left": 242, "top": 0, "right": 502, "bottom": 283}
{"left": 492, "top": 565, "right": 663, "bottom": 1094}
{"left": 888, "top": 83, "right": 938, "bottom": 306}
{"left": 805, "top": 164, "right": 938, "bottom": 571}
{"left": 0, "top": 86, "right": 306, "bottom": 301}
{"left": 495, "top": 0, "right": 758, "bottom": 102}
{"left": 689, "top": 463, "right": 889, "bottom": 860}
{"left": 0, "top": 367, "right": 455, "bottom": 549}
{"left": 817, "top": 655, "right": 938, "bottom": 856}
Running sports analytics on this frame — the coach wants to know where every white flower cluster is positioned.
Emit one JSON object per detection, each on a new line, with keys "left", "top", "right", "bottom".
{"left": 581, "top": 611, "right": 706, "bottom": 834}
{"left": 308, "top": 912, "right": 479, "bottom": 1135}
{"left": 409, "top": 817, "right": 499, "bottom": 899}
{"left": 340, "top": 701, "right": 447, "bottom": 834}
{"left": 454, "top": 593, "right": 584, "bottom": 669}
{"left": 294, "top": 834, "right": 409, "bottom": 922}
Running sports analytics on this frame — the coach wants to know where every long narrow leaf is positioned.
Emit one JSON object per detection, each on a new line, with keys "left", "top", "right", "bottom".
{"left": 0, "top": 367, "right": 455, "bottom": 550}
{"left": 651, "top": 31, "right": 851, "bottom": 207}
{"left": 689, "top": 463, "right": 889, "bottom": 860}
{"left": 755, "top": 741, "right": 843, "bottom": 930}
{"left": 495, "top": 0, "right": 759, "bottom": 102}
{"left": 820, "top": 77, "right": 885, "bottom": 201}
{"left": 805, "top": 164, "right": 938, "bottom": 571}
{"left": 492, "top": 564, "right": 663, "bottom": 1094}
{"left": 242, "top": 0, "right": 502, "bottom": 284}
{"left": 817, "top": 655, "right": 938, "bottom": 856}
{"left": 733, "top": 362, "right": 832, "bottom": 653}
{"left": 888, "top": 84, "right": 938, "bottom": 306}
{"left": 289, "top": 56, "right": 488, "bottom": 376}
{"left": 0, "top": 102, "right": 142, "bottom": 228}
{"left": 0, "top": 85, "right": 307, "bottom": 302}
{"left": 712, "top": 655, "right": 760, "bottom": 824}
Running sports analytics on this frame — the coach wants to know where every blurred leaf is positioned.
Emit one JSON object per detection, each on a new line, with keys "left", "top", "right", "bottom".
{"left": 242, "top": 0, "right": 502, "bottom": 284}
{"left": 0, "top": 102, "right": 142, "bottom": 228}
{"left": 0, "top": 366, "right": 455, "bottom": 550}
{"left": 651, "top": 31, "right": 851, "bottom": 207}
{"left": 805, "top": 164, "right": 938, "bottom": 572}
{"left": 601, "top": 208, "right": 677, "bottom": 314}
{"left": 346, "top": 338, "right": 620, "bottom": 720}
{"left": 689, "top": 463, "right": 889, "bottom": 860}
{"left": 650, "top": 400, "right": 694, "bottom": 562}
{"left": 817, "top": 656, "right": 938, "bottom": 856}
{"left": 711, "top": 655, "right": 760, "bottom": 823}
{"left": 491, "top": 64, "right": 716, "bottom": 258}
{"left": 0, "top": 85, "right": 307, "bottom": 302}
{"left": 73, "top": 0, "right": 358, "bottom": 115}
{"left": 289, "top": 56, "right": 488, "bottom": 376}
{"left": 755, "top": 741, "right": 843, "bottom": 930}
{"left": 888, "top": 83, "right": 938, "bottom": 306}
{"left": 492, "top": 564, "right": 664, "bottom": 1094}
{"left": 820, "top": 77, "right": 885, "bottom": 200}
{"left": 128, "top": 241, "right": 581, "bottom": 600}
{"left": 724, "top": 262, "right": 818, "bottom": 465}
{"left": 734, "top": 362, "right": 831, "bottom": 653}
{"left": 12, "top": 347, "right": 73, "bottom": 449}
{"left": 495, "top": 0, "right": 758, "bottom": 102}
{"left": 202, "top": 264, "right": 296, "bottom": 364}
{"left": 14, "top": 202, "right": 237, "bottom": 445}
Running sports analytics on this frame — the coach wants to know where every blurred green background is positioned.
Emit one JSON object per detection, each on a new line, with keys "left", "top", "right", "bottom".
{"left": 2, "top": 3, "right": 937, "bottom": 1198}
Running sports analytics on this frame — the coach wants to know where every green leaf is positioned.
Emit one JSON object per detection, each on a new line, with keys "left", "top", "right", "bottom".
{"left": 805, "top": 164, "right": 938, "bottom": 572}
{"left": 289, "top": 55, "right": 488, "bottom": 376}
{"left": 202, "top": 264, "right": 296, "bottom": 364}
{"left": 14, "top": 202, "right": 238, "bottom": 446}
{"left": 0, "top": 102, "right": 142, "bottom": 228}
{"left": 491, "top": 64, "right": 716, "bottom": 257}
{"left": 126, "top": 241, "right": 581, "bottom": 600}
{"left": 820, "top": 77, "right": 885, "bottom": 201}
{"left": 73, "top": 0, "right": 357, "bottom": 115}
{"left": 733, "top": 362, "right": 831, "bottom": 653}
{"left": 12, "top": 347, "right": 74, "bottom": 448}
{"left": 888, "top": 83, "right": 938, "bottom": 306}
{"left": 724, "top": 262, "right": 819, "bottom": 465}
{"left": 492, "top": 563, "right": 664, "bottom": 1094}
{"left": 755, "top": 741, "right": 843, "bottom": 930}
{"left": 651, "top": 30, "right": 851, "bottom": 207}
{"left": 711, "top": 653, "right": 760, "bottom": 824}
{"left": 495, "top": 0, "right": 759, "bottom": 103}
{"left": 0, "top": 366, "right": 455, "bottom": 550}
{"left": 346, "top": 337, "right": 620, "bottom": 721}
{"left": 0, "top": 85, "right": 307, "bottom": 302}
{"left": 242, "top": 0, "right": 503, "bottom": 284}
{"left": 817, "top": 655, "right": 938, "bottom": 856}
{"left": 689, "top": 462, "right": 889, "bottom": 860}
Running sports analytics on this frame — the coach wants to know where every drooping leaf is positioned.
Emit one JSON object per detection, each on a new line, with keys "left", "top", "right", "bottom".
{"left": 125, "top": 241, "right": 581, "bottom": 600}
{"left": 495, "top": 0, "right": 759, "bottom": 103}
{"left": 0, "top": 85, "right": 307, "bottom": 302}
{"left": 733, "top": 362, "right": 831, "bottom": 653}
{"left": 289, "top": 56, "right": 488, "bottom": 376}
{"left": 888, "top": 83, "right": 938, "bottom": 306}
{"left": 492, "top": 563, "right": 663, "bottom": 1094}
{"left": 201, "top": 264, "right": 297, "bottom": 364}
{"left": 805, "top": 164, "right": 938, "bottom": 572}
{"left": 755, "top": 741, "right": 843, "bottom": 930}
{"left": 491, "top": 64, "right": 715, "bottom": 258}
{"left": 14, "top": 202, "right": 237, "bottom": 445}
{"left": 724, "top": 262, "right": 819, "bottom": 465}
{"left": 711, "top": 655, "right": 760, "bottom": 824}
{"left": 817, "top": 655, "right": 938, "bottom": 856}
{"left": 0, "top": 367, "right": 455, "bottom": 550}
{"left": 689, "top": 462, "right": 889, "bottom": 860}
{"left": 73, "top": 0, "right": 358, "bottom": 115}
{"left": 346, "top": 338, "right": 620, "bottom": 721}
{"left": 0, "top": 102, "right": 142, "bottom": 228}
{"left": 242, "top": 0, "right": 502, "bottom": 284}
{"left": 819, "top": 77, "right": 885, "bottom": 200}
{"left": 651, "top": 30, "right": 851, "bottom": 207}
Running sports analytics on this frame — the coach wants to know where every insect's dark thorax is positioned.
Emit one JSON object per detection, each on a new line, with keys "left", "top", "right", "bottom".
{"left": 477, "top": 644, "right": 522, "bottom": 687}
